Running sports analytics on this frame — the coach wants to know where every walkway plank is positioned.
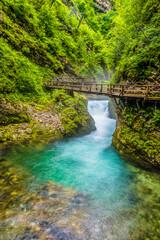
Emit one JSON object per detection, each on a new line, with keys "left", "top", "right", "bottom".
{"left": 45, "top": 81, "right": 160, "bottom": 102}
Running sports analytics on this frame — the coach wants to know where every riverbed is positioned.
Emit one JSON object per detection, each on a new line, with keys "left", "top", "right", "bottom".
{"left": 0, "top": 100, "right": 160, "bottom": 240}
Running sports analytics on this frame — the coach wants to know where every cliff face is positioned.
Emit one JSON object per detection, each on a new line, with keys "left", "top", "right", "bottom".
{"left": 112, "top": 105, "right": 160, "bottom": 170}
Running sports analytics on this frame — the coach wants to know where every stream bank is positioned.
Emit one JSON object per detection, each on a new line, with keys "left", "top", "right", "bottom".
{"left": 0, "top": 90, "right": 95, "bottom": 150}
{"left": 112, "top": 105, "right": 160, "bottom": 170}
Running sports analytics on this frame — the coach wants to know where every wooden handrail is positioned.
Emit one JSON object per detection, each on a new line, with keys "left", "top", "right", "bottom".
{"left": 45, "top": 81, "right": 160, "bottom": 101}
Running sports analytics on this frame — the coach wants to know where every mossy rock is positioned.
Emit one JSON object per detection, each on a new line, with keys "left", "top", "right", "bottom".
{"left": 0, "top": 113, "right": 29, "bottom": 125}
{"left": 0, "top": 101, "right": 29, "bottom": 126}
{"left": 51, "top": 90, "right": 95, "bottom": 137}
{"left": 112, "top": 106, "right": 160, "bottom": 170}
{"left": 0, "top": 90, "right": 95, "bottom": 147}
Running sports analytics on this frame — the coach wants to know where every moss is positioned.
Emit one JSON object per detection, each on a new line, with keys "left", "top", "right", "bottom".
{"left": 112, "top": 106, "right": 160, "bottom": 169}
{"left": 0, "top": 100, "right": 30, "bottom": 126}
{"left": 61, "top": 107, "right": 80, "bottom": 136}
{"left": 0, "top": 90, "right": 95, "bottom": 148}
{"left": 51, "top": 90, "right": 95, "bottom": 137}
{"left": 0, "top": 113, "right": 29, "bottom": 126}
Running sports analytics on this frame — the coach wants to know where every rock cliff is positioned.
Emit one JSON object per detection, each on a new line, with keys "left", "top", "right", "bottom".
{"left": 112, "top": 104, "right": 160, "bottom": 170}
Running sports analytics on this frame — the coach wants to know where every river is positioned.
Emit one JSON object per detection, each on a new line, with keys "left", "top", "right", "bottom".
{"left": 0, "top": 100, "right": 160, "bottom": 240}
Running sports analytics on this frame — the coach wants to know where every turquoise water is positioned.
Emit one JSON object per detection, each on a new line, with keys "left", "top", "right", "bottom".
{"left": 7, "top": 101, "right": 133, "bottom": 208}
{"left": 2, "top": 100, "right": 160, "bottom": 240}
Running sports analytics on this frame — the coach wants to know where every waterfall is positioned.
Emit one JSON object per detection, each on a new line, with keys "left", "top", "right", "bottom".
{"left": 87, "top": 100, "right": 116, "bottom": 141}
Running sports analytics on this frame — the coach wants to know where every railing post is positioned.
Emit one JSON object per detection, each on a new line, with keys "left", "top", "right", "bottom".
{"left": 44, "top": 82, "right": 160, "bottom": 102}
{"left": 155, "top": 101, "right": 157, "bottom": 113}
{"left": 110, "top": 84, "right": 112, "bottom": 95}
{"left": 100, "top": 84, "right": 103, "bottom": 93}
{"left": 145, "top": 86, "right": 149, "bottom": 100}
{"left": 122, "top": 85, "right": 124, "bottom": 96}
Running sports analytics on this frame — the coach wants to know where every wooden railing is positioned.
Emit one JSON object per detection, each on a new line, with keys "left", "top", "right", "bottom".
{"left": 45, "top": 81, "right": 160, "bottom": 101}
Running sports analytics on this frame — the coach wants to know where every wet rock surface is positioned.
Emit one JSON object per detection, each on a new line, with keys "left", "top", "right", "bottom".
{"left": 108, "top": 99, "right": 116, "bottom": 120}
{"left": 112, "top": 107, "right": 160, "bottom": 170}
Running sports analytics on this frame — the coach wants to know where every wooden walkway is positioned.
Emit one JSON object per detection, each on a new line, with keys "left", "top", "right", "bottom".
{"left": 45, "top": 81, "right": 160, "bottom": 102}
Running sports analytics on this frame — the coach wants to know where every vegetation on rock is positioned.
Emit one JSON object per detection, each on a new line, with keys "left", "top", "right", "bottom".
{"left": 51, "top": 90, "right": 95, "bottom": 136}
{"left": 112, "top": 106, "right": 160, "bottom": 169}
{"left": 0, "top": 90, "right": 95, "bottom": 147}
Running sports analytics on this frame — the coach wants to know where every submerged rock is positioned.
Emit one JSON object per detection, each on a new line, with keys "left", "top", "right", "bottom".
{"left": 16, "top": 230, "right": 39, "bottom": 240}
{"left": 37, "top": 191, "right": 49, "bottom": 198}
{"left": 1, "top": 158, "right": 160, "bottom": 240}
{"left": 39, "top": 221, "right": 52, "bottom": 229}
{"left": 49, "top": 194, "right": 57, "bottom": 198}
{"left": 0, "top": 170, "right": 85, "bottom": 240}
{"left": 71, "top": 194, "right": 87, "bottom": 205}
{"left": 49, "top": 227, "right": 75, "bottom": 240}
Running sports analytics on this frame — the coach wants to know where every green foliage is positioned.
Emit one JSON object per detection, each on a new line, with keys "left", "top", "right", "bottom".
{"left": 153, "top": 110, "right": 160, "bottom": 125}
{"left": 122, "top": 106, "right": 160, "bottom": 129}
{"left": 0, "top": 40, "right": 44, "bottom": 97}
{"left": 0, "top": 112, "right": 29, "bottom": 126}
{"left": 0, "top": 0, "right": 111, "bottom": 102}
{"left": 105, "top": 0, "right": 160, "bottom": 82}
{"left": 1, "top": 0, "right": 159, "bottom": 102}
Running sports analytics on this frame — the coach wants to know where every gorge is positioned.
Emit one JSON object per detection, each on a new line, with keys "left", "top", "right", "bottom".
{"left": 0, "top": 100, "right": 160, "bottom": 240}
{"left": 0, "top": 0, "right": 160, "bottom": 239}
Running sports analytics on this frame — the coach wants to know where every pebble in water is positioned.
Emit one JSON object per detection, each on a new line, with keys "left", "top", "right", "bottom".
{"left": 39, "top": 221, "right": 52, "bottom": 229}
{"left": 71, "top": 194, "right": 87, "bottom": 205}
{"left": 49, "top": 227, "right": 76, "bottom": 240}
